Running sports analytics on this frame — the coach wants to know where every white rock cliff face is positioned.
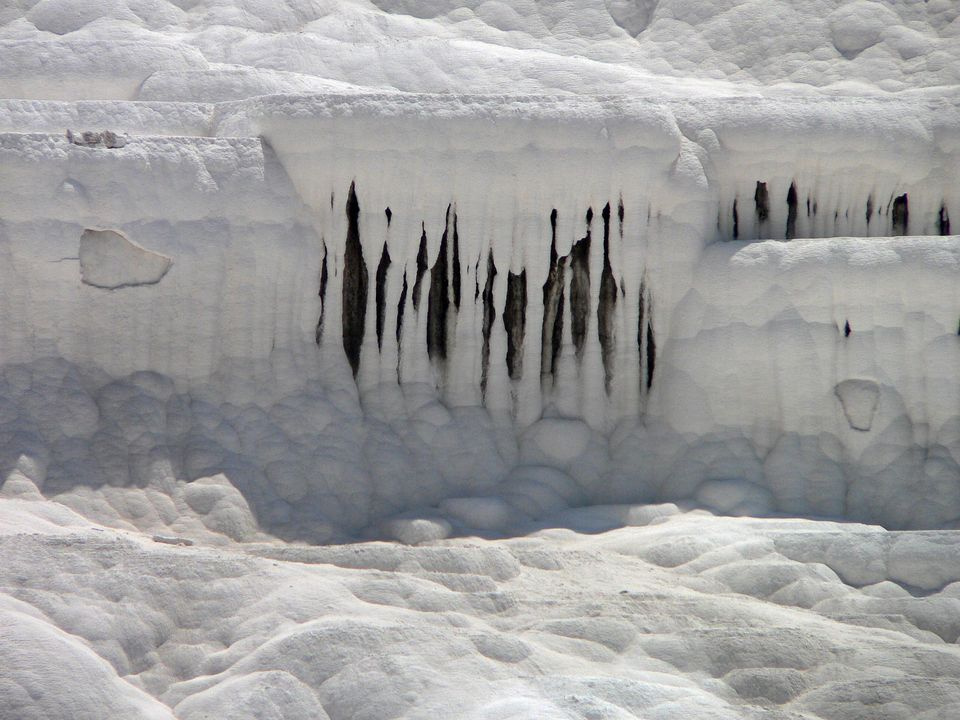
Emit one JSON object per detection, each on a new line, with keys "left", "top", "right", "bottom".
{"left": 1, "top": 93, "right": 958, "bottom": 532}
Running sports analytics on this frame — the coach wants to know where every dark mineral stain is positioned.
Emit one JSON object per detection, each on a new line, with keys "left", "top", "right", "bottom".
{"left": 844, "top": 320, "right": 852, "bottom": 337}
{"left": 315, "top": 241, "right": 329, "bottom": 345}
{"left": 412, "top": 225, "right": 428, "bottom": 311}
{"left": 341, "top": 182, "right": 368, "bottom": 377}
{"left": 504, "top": 269, "right": 527, "bottom": 379}
{"left": 375, "top": 242, "right": 391, "bottom": 351}
{"left": 481, "top": 250, "right": 497, "bottom": 397}
{"left": 866, "top": 195, "right": 873, "bottom": 225}
{"left": 732, "top": 199, "right": 739, "bottom": 239}
{"left": 938, "top": 204, "right": 950, "bottom": 236}
{"left": 396, "top": 270, "right": 407, "bottom": 345}
{"left": 427, "top": 208, "right": 451, "bottom": 362}
{"left": 541, "top": 209, "right": 565, "bottom": 380}
{"left": 452, "top": 211, "right": 461, "bottom": 310}
{"left": 892, "top": 194, "right": 909, "bottom": 235}
{"left": 570, "top": 208, "right": 592, "bottom": 359}
{"left": 638, "top": 281, "right": 654, "bottom": 392}
{"left": 755, "top": 181, "right": 769, "bottom": 225}
{"left": 646, "top": 320, "right": 656, "bottom": 390}
{"left": 598, "top": 202, "right": 617, "bottom": 392}
{"left": 638, "top": 281, "right": 645, "bottom": 364}
{"left": 786, "top": 182, "right": 798, "bottom": 240}
{"left": 385, "top": 207, "right": 392, "bottom": 226}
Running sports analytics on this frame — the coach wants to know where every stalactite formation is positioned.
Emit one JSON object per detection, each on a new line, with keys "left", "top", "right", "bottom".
{"left": 598, "top": 202, "right": 617, "bottom": 392}
{"left": 892, "top": 194, "right": 909, "bottom": 235}
{"left": 315, "top": 241, "right": 328, "bottom": 344}
{"left": 341, "top": 182, "right": 367, "bottom": 376}
{"left": 375, "top": 242, "right": 391, "bottom": 351}
{"left": 412, "top": 225, "right": 428, "bottom": 311}
{"left": 480, "top": 250, "right": 497, "bottom": 396}
{"left": 754, "top": 181, "right": 769, "bottom": 225}
{"left": 785, "top": 182, "right": 798, "bottom": 240}
{"left": 426, "top": 209, "right": 451, "bottom": 362}
{"left": 504, "top": 269, "right": 527, "bottom": 380}
{"left": 569, "top": 209, "right": 592, "bottom": 359}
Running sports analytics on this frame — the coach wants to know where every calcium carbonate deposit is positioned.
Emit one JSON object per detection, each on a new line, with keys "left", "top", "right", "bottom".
{"left": 2, "top": 1, "right": 960, "bottom": 718}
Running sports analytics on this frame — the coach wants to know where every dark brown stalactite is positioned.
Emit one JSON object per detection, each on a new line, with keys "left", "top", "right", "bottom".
{"left": 315, "top": 241, "right": 329, "bottom": 345}
{"left": 569, "top": 208, "right": 592, "bottom": 360}
{"left": 598, "top": 202, "right": 617, "bottom": 393}
{"left": 427, "top": 209, "right": 451, "bottom": 362}
{"left": 892, "top": 194, "right": 909, "bottom": 235}
{"left": 341, "top": 182, "right": 367, "bottom": 377}
{"left": 412, "top": 225, "right": 428, "bottom": 311}
{"left": 480, "top": 251, "right": 497, "bottom": 397}
{"left": 755, "top": 181, "right": 770, "bottom": 225}
{"left": 504, "top": 269, "right": 527, "bottom": 380}
{"left": 938, "top": 204, "right": 950, "bottom": 236}
{"left": 786, "top": 182, "right": 798, "bottom": 240}
{"left": 375, "top": 242, "right": 391, "bottom": 351}
{"left": 732, "top": 200, "right": 739, "bottom": 239}
{"left": 541, "top": 209, "right": 565, "bottom": 380}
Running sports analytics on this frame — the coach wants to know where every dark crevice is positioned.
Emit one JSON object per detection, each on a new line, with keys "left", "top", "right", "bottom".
{"left": 341, "top": 182, "right": 368, "bottom": 377}
{"left": 480, "top": 251, "right": 497, "bottom": 397}
{"left": 412, "top": 225, "right": 428, "bottom": 311}
{"left": 570, "top": 208, "right": 592, "bottom": 360}
{"left": 427, "top": 209, "right": 451, "bottom": 363}
{"left": 598, "top": 203, "right": 617, "bottom": 392}
{"left": 385, "top": 207, "right": 392, "bottom": 227}
{"left": 938, "top": 204, "right": 950, "bottom": 236}
{"left": 806, "top": 196, "right": 811, "bottom": 217}
{"left": 617, "top": 197, "right": 625, "bottom": 234}
{"left": 892, "top": 194, "right": 909, "bottom": 235}
{"left": 785, "top": 182, "right": 798, "bottom": 240}
{"left": 866, "top": 195, "right": 873, "bottom": 225}
{"left": 504, "top": 269, "right": 527, "bottom": 380}
{"left": 732, "top": 200, "right": 739, "bottom": 239}
{"left": 755, "top": 181, "right": 769, "bottom": 225}
{"left": 452, "top": 211, "right": 462, "bottom": 311}
{"left": 844, "top": 320, "right": 852, "bottom": 337}
{"left": 375, "top": 242, "right": 391, "bottom": 351}
{"left": 315, "top": 241, "right": 329, "bottom": 345}
{"left": 541, "top": 209, "right": 565, "bottom": 380}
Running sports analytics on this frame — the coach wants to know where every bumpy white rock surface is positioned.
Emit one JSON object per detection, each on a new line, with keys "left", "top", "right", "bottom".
{"left": 2, "top": 0, "right": 960, "bottom": 718}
